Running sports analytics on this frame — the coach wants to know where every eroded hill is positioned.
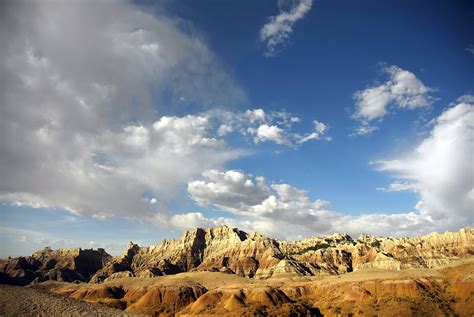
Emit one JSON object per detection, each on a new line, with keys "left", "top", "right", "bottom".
{"left": 1, "top": 226, "right": 473, "bottom": 316}
{"left": 35, "top": 259, "right": 474, "bottom": 316}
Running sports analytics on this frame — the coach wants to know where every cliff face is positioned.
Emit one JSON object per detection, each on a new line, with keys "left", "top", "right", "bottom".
{"left": 89, "top": 226, "right": 473, "bottom": 282}
{"left": 0, "top": 247, "right": 111, "bottom": 285}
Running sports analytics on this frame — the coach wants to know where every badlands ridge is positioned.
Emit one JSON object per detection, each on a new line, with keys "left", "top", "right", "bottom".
{"left": 0, "top": 226, "right": 473, "bottom": 316}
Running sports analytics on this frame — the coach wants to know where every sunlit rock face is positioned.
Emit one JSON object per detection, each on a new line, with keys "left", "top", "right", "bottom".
{"left": 1, "top": 226, "right": 472, "bottom": 286}
{"left": 1, "top": 226, "right": 473, "bottom": 316}
{"left": 89, "top": 226, "right": 472, "bottom": 282}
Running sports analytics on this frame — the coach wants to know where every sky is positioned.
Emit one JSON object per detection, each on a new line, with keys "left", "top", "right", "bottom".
{"left": 0, "top": 0, "right": 473, "bottom": 257}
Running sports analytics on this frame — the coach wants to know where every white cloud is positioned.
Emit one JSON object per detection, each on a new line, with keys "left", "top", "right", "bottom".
{"left": 1, "top": 55, "right": 326, "bottom": 221}
{"left": 353, "top": 65, "right": 434, "bottom": 134}
{"left": 0, "top": 0, "right": 246, "bottom": 219}
{"left": 313, "top": 120, "right": 328, "bottom": 134}
{"left": 123, "top": 126, "right": 149, "bottom": 149}
{"left": 188, "top": 170, "right": 270, "bottom": 215}
{"left": 330, "top": 212, "right": 430, "bottom": 238}
{"left": 185, "top": 168, "right": 439, "bottom": 239}
{"left": 6, "top": 1, "right": 467, "bottom": 243}
{"left": 210, "top": 108, "right": 330, "bottom": 147}
{"left": 187, "top": 100, "right": 474, "bottom": 240}
{"left": 152, "top": 115, "right": 226, "bottom": 151}
{"left": 354, "top": 86, "right": 393, "bottom": 121}
{"left": 254, "top": 124, "right": 289, "bottom": 145}
{"left": 170, "top": 212, "right": 218, "bottom": 231}
{"left": 1, "top": 111, "right": 247, "bottom": 218}
{"left": 376, "top": 182, "right": 416, "bottom": 192}
{"left": 259, "top": 0, "right": 313, "bottom": 56}
{"left": 217, "top": 124, "right": 233, "bottom": 137}
{"left": 187, "top": 169, "right": 339, "bottom": 238}
{"left": 351, "top": 125, "right": 379, "bottom": 136}
{"left": 296, "top": 120, "right": 331, "bottom": 143}
{"left": 373, "top": 96, "right": 474, "bottom": 229}
{"left": 245, "top": 109, "right": 266, "bottom": 123}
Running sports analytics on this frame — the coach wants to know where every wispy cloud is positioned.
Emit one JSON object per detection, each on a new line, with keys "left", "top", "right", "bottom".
{"left": 259, "top": 0, "right": 313, "bottom": 57}
{"left": 466, "top": 45, "right": 474, "bottom": 55}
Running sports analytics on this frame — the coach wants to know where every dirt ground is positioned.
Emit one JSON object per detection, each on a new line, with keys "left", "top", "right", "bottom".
{"left": 1, "top": 258, "right": 472, "bottom": 316}
{"left": 0, "top": 284, "right": 145, "bottom": 317}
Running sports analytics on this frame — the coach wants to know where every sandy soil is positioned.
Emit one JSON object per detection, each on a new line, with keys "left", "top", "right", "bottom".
{"left": 0, "top": 284, "right": 145, "bottom": 317}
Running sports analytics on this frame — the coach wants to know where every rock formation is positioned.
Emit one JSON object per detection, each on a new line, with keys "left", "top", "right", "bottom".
{"left": 1, "top": 226, "right": 473, "bottom": 316}
{"left": 89, "top": 226, "right": 473, "bottom": 282}
{"left": 1, "top": 226, "right": 472, "bottom": 286}
{"left": 0, "top": 247, "right": 111, "bottom": 285}
{"left": 42, "top": 260, "right": 474, "bottom": 316}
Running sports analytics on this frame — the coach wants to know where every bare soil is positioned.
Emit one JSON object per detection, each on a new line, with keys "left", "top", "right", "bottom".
{"left": 0, "top": 284, "right": 145, "bottom": 316}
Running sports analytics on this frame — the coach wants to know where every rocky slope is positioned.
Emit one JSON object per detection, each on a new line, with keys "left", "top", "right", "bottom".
{"left": 90, "top": 226, "right": 473, "bottom": 282}
{"left": 41, "top": 259, "right": 474, "bottom": 316}
{"left": 0, "top": 247, "right": 111, "bottom": 285}
{"left": 1, "top": 226, "right": 472, "bottom": 286}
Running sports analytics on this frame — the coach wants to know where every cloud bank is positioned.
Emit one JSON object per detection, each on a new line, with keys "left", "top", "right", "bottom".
{"left": 0, "top": 0, "right": 249, "bottom": 219}
{"left": 0, "top": 0, "right": 327, "bottom": 223}
{"left": 374, "top": 96, "right": 474, "bottom": 229}
{"left": 180, "top": 168, "right": 430, "bottom": 239}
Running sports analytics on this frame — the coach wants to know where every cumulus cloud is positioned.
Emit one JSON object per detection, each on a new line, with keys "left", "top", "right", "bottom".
{"left": 0, "top": 0, "right": 247, "bottom": 218}
{"left": 211, "top": 108, "right": 330, "bottom": 147}
{"left": 0, "top": 0, "right": 327, "bottom": 224}
{"left": 1, "top": 34, "right": 326, "bottom": 221}
{"left": 169, "top": 212, "right": 219, "bottom": 231}
{"left": 188, "top": 170, "right": 333, "bottom": 224}
{"left": 188, "top": 170, "right": 270, "bottom": 215}
{"left": 184, "top": 168, "right": 437, "bottom": 239}
{"left": 0, "top": 0, "right": 326, "bottom": 222}
{"left": 186, "top": 99, "right": 473, "bottom": 239}
{"left": 187, "top": 169, "right": 339, "bottom": 239}
{"left": 0, "top": 113, "right": 245, "bottom": 218}
{"left": 373, "top": 96, "right": 474, "bottom": 229}
{"left": 259, "top": 0, "right": 313, "bottom": 56}
{"left": 353, "top": 65, "right": 434, "bottom": 135}
{"left": 253, "top": 124, "right": 289, "bottom": 145}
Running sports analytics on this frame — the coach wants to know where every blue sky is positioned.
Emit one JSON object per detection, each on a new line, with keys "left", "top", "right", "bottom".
{"left": 1, "top": 0, "right": 473, "bottom": 257}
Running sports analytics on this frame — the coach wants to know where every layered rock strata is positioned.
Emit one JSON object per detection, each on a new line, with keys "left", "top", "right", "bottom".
{"left": 90, "top": 226, "right": 473, "bottom": 282}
